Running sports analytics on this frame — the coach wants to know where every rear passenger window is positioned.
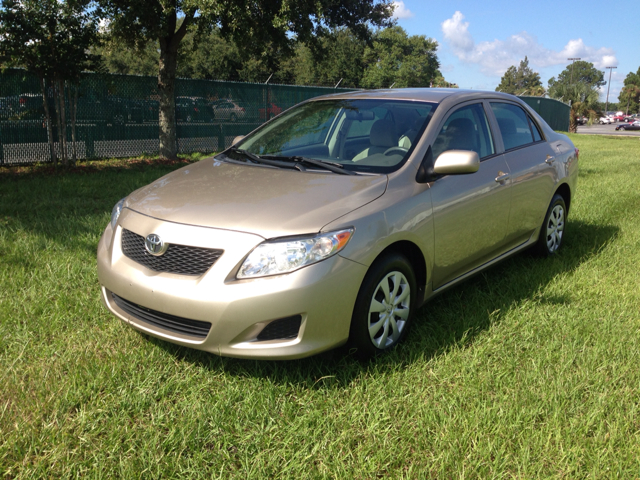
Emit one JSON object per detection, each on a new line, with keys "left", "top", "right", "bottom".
{"left": 490, "top": 103, "right": 536, "bottom": 151}
{"left": 530, "top": 117, "right": 543, "bottom": 141}
{"left": 432, "top": 103, "right": 495, "bottom": 160}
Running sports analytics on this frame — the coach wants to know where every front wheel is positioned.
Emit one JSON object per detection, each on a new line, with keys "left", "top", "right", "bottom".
{"left": 534, "top": 194, "right": 566, "bottom": 256}
{"left": 349, "top": 253, "right": 417, "bottom": 358}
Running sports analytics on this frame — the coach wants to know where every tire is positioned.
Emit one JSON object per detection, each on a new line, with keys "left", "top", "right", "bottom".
{"left": 348, "top": 253, "right": 417, "bottom": 358}
{"left": 534, "top": 194, "right": 566, "bottom": 256}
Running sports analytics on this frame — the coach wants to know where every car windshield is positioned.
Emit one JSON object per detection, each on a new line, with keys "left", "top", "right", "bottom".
{"left": 229, "top": 99, "right": 437, "bottom": 174}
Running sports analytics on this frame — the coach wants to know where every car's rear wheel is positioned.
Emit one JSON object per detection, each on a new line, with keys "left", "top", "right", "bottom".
{"left": 349, "top": 253, "right": 416, "bottom": 357}
{"left": 535, "top": 194, "right": 566, "bottom": 256}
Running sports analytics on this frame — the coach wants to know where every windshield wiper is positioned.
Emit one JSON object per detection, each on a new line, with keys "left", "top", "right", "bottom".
{"left": 226, "top": 147, "right": 298, "bottom": 170}
{"left": 261, "top": 155, "right": 355, "bottom": 176}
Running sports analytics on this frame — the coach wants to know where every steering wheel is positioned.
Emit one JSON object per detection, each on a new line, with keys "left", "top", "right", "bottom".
{"left": 384, "top": 146, "right": 409, "bottom": 156}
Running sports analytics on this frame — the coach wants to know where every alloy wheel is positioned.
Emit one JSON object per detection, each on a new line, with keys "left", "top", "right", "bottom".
{"left": 368, "top": 271, "right": 411, "bottom": 349}
{"left": 546, "top": 204, "right": 565, "bottom": 252}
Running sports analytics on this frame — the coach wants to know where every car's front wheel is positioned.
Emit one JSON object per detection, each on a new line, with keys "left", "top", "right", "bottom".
{"left": 535, "top": 193, "right": 566, "bottom": 256}
{"left": 349, "top": 253, "right": 417, "bottom": 357}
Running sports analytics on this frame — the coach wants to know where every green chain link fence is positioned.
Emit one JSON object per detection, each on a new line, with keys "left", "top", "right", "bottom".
{"left": 0, "top": 69, "right": 570, "bottom": 165}
{"left": 520, "top": 96, "right": 570, "bottom": 132}
{"left": 0, "top": 68, "right": 354, "bottom": 165}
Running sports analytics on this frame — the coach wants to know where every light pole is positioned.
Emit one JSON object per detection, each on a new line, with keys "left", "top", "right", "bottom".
{"left": 568, "top": 58, "right": 581, "bottom": 84}
{"left": 605, "top": 66, "right": 617, "bottom": 115}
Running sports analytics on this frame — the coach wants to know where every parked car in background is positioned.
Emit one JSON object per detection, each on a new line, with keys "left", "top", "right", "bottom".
{"left": 612, "top": 115, "right": 625, "bottom": 122}
{"left": 575, "top": 116, "right": 587, "bottom": 125}
{"left": 98, "top": 88, "right": 579, "bottom": 360}
{"left": 599, "top": 116, "right": 613, "bottom": 124}
{"left": 176, "top": 96, "right": 213, "bottom": 123}
{"left": 212, "top": 100, "right": 246, "bottom": 122}
{"left": 259, "top": 102, "right": 283, "bottom": 121}
{"left": 1, "top": 93, "right": 47, "bottom": 122}
{"left": 615, "top": 120, "right": 640, "bottom": 131}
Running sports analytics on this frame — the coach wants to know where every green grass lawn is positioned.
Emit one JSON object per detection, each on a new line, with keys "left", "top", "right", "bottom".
{"left": 1, "top": 136, "right": 639, "bottom": 478}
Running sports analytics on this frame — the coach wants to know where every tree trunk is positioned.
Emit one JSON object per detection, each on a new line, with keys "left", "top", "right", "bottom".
{"left": 569, "top": 108, "right": 578, "bottom": 133}
{"left": 158, "top": 39, "right": 179, "bottom": 160}
{"left": 69, "top": 83, "right": 78, "bottom": 165}
{"left": 40, "top": 77, "right": 57, "bottom": 166}
{"left": 53, "top": 79, "right": 66, "bottom": 165}
{"left": 57, "top": 79, "right": 69, "bottom": 166}
{"left": 156, "top": 9, "right": 195, "bottom": 160}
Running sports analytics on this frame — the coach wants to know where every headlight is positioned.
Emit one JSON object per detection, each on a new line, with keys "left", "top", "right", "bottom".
{"left": 110, "top": 198, "right": 125, "bottom": 228}
{"left": 237, "top": 228, "right": 354, "bottom": 279}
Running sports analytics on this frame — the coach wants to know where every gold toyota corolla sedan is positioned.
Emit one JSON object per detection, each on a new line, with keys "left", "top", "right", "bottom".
{"left": 97, "top": 89, "right": 578, "bottom": 359}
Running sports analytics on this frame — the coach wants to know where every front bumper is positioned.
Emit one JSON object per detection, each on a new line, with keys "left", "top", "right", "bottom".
{"left": 97, "top": 209, "right": 367, "bottom": 359}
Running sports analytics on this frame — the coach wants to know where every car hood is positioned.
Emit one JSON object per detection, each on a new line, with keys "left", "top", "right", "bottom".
{"left": 124, "top": 157, "right": 388, "bottom": 239}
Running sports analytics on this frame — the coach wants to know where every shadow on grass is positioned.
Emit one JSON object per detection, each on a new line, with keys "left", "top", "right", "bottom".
{"left": 0, "top": 160, "right": 197, "bottom": 256}
{"left": 147, "top": 219, "right": 619, "bottom": 387}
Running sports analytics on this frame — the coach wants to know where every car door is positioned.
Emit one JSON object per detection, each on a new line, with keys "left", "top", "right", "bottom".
{"left": 488, "top": 102, "right": 557, "bottom": 247}
{"left": 430, "top": 102, "right": 512, "bottom": 289}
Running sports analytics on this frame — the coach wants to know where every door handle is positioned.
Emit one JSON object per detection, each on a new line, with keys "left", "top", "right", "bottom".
{"left": 545, "top": 155, "right": 555, "bottom": 164}
{"left": 495, "top": 171, "right": 510, "bottom": 183}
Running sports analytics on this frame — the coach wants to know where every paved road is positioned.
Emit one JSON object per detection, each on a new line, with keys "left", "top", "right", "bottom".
{"left": 576, "top": 123, "right": 640, "bottom": 136}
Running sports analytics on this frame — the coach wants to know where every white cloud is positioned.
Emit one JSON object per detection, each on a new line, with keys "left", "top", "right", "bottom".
{"left": 441, "top": 11, "right": 618, "bottom": 76}
{"left": 392, "top": 1, "right": 414, "bottom": 20}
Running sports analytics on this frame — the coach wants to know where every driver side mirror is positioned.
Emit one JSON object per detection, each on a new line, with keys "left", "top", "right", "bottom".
{"left": 433, "top": 150, "right": 479, "bottom": 175}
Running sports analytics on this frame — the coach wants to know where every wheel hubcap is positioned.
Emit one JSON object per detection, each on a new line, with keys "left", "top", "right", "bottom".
{"left": 546, "top": 204, "right": 565, "bottom": 252}
{"left": 368, "top": 271, "right": 411, "bottom": 349}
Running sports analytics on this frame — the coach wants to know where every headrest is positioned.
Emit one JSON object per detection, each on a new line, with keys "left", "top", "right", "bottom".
{"left": 497, "top": 117, "right": 516, "bottom": 135}
{"left": 445, "top": 118, "right": 476, "bottom": 151}
{"left": 370, "top": 119, "right": 398, "bottom": 148}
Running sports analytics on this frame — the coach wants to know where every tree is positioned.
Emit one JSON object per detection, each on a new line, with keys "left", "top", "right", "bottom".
{"left": 619, "top": 67, "right": 640, "bottom": 114}
{"left": 0, "top": 0, "right": 100, "bottom": 166}
{"left": 495, "top": 57, "right": 543, "bottom": 95}
{"left": 279, "top": 29, "right": 367, "bottom": 87}
{"left": 551, "top": 82, "right": 600, "bottom": 133}
{"left": 96, "top": 0, "right": 394, "bottom": 159}
{"left": 361, "top": 26, "right": 439, "bottom": 89}
{"left": 431, "top": 71, "right": 458, "bottom": 88}
{"left": 548, "top": 60, "right": 605, "bottom": 98}
{"left": 94, "top": 38, "right": 160, "bottom": 77}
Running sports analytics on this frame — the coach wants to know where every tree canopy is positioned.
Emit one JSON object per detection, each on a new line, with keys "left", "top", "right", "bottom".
{"left": 619, "top": 67, "right": 640, "bottom": 114}
{"left": 95, "top": 0, "right": 395, "bottom": 158}
{"left": 495, "top": 57, "right": 543, "bottom": 96}
{"left": 548, "top": 60, "right": 605, "bottom": 98}
{"left": 0, "top": 0, "right": 101, "bottom": 166}
{"left": 360, "top": 26, "right": 439, "bottom": 89}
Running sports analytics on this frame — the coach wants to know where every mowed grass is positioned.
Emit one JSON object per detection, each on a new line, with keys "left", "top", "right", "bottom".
{"left": 1, "top": 136, "right": 639, "bottom": 478}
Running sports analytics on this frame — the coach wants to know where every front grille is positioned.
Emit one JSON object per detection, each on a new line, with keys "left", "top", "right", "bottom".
{"left": 257, "top": 315, "right": 302, "bottom": 341}
{"left": 121, "top": 229, "right": 223, "bottom": 276}
{"left": 112, "top": 293, "right": 211, "bottom": 338}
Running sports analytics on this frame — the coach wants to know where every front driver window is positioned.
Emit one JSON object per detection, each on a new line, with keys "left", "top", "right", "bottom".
{"left": 432, "top": 103, "right": 495, "bottom": 160}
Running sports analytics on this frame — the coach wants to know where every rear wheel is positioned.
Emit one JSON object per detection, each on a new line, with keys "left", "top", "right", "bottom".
{"left": 535, "top": 194, "right": 566, "bottom": 256}
{"left": 349, "top": 253, "right": 417, "bottom": 358}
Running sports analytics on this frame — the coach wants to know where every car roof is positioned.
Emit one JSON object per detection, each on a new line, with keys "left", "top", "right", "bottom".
{"left": 308, "top": 88, "right": 526, "bottom": 105}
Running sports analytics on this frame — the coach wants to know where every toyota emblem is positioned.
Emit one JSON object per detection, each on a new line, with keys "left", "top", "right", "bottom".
{"left": 145, "top": 233, "right": 168, "bottom": 256}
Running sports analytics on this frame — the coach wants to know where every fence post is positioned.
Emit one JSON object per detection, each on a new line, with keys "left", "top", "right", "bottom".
{"left": 217, "top": 124, "right": 225, "bottom": 152}
{"left": 0, "top": 126, "right": 4, "bottom": 165}
{"left": 85, "top": 124, "right": 96, "bottom": 159}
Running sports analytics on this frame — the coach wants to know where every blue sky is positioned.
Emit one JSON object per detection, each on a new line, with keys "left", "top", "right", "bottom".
{"left": 391, "top": 1, "right": 637, "bottom": 102}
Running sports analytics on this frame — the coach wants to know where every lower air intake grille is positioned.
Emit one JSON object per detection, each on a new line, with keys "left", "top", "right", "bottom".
{"left": 112, "top": 293, "right": 211, "bottom": 339}
{"left": 257, "top": 315, "right": 302, "bottom": 341}
{"left": 121, "top": 229, "right": 223, "bottom": 276}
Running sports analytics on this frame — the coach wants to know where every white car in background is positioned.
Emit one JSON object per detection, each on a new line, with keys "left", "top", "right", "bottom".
{"left": 599, "top": 116, "right": 613, "bottom": 125}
